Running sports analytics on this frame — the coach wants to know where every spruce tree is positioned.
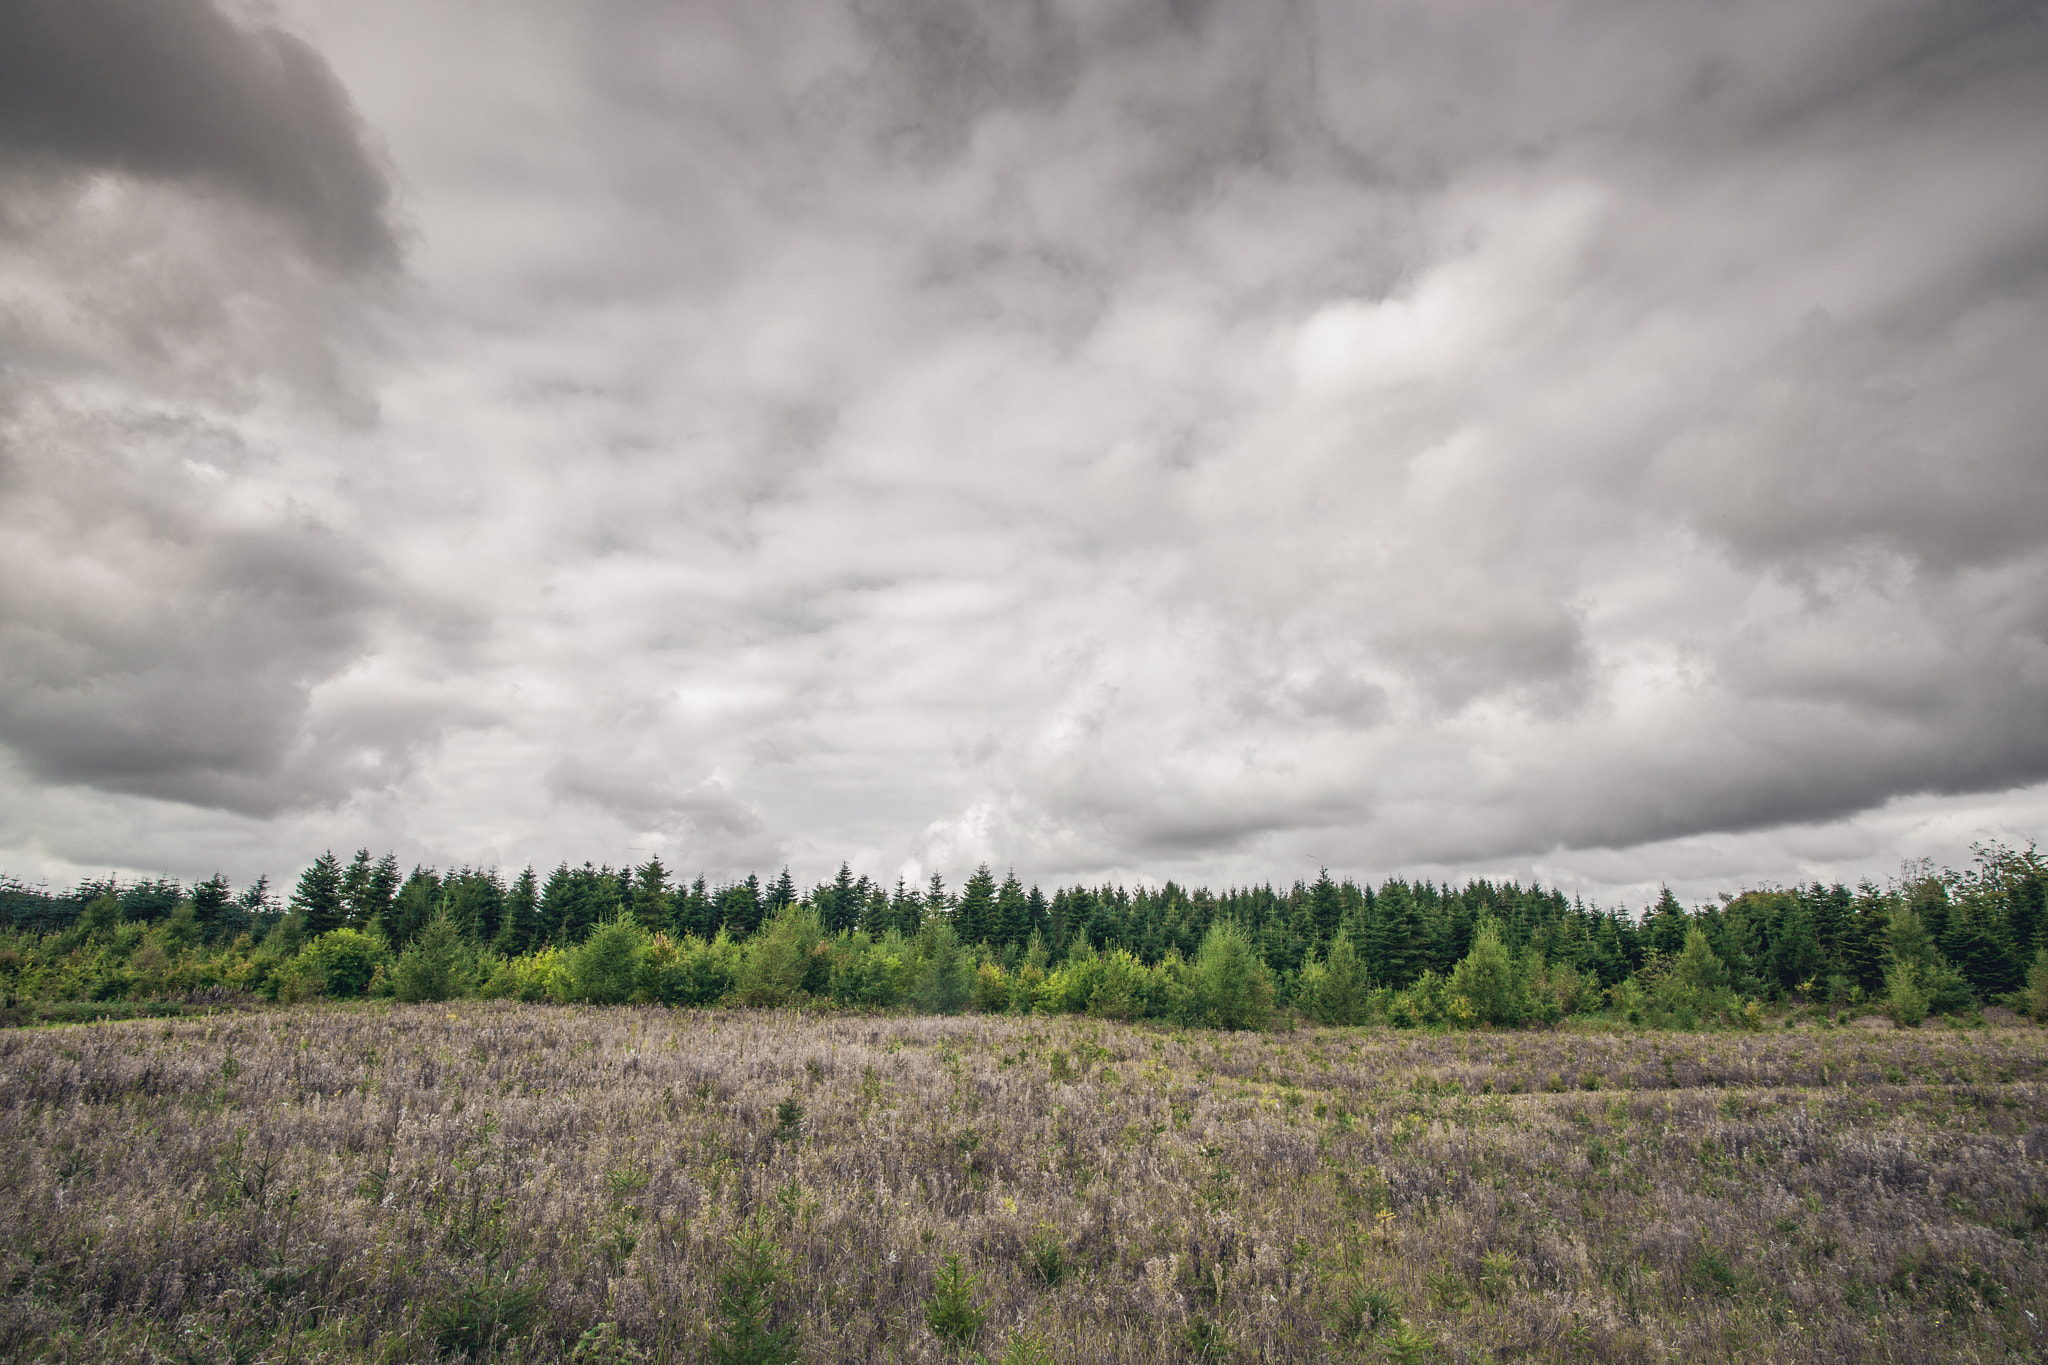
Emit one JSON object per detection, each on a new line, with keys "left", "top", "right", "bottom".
{"left": 191, "top": 873, "right": 232, "bottom": 942}
{"left": 1308, "top": 868, "right": 1342, "bottom": 945}
{"left": 495, "top": 867, "right": 541, "bottom": 955}
{"left": 822, "top": 863, "right": 860, "bottom": 935}
{"left": 994, "top": 870, "right": 1029, "bottom": 951}
{"left": 955, "top": 866, "right": 996, "bottom": 946}
{"left": 633, "top": 857, "right": 674, "bottom": 936}
{"left": 290, "top": 851, "right": 346, "bottom": 937}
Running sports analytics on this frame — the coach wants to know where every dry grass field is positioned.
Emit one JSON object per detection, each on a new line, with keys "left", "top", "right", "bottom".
{"left": 4, "top": 1005, "right": 2047, "bottom": 1363}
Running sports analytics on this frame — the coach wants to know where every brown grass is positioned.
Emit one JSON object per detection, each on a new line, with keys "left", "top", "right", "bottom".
{"left": 4, "top": 1006, "right": 2047, "bottom": 1362}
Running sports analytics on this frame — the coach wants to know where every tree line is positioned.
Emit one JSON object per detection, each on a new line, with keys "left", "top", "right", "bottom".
{"left": 2, "top": 842, "right": 2044, "bottom": 1029}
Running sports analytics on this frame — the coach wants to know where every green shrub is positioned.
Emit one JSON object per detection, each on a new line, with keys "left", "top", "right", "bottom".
{"left": 1193, "top": 919, "right": 1273, "bottom": 1031}
{"left": 1886, "top": 960, "right": 1928, "bottom": 1028}
{"left": 708, "top": 1216, "right": 799, "bottom": 1365}
{"left": 567, "top": 916, "right": 647, "bottom": 1005}
{"left": 737, "top": 905, "right": 823, "bottom": 1007}
{"left": 636, "top": 931, "right": 737, "bottom": 1006}
{"left": 298, "top": 927, "right": 390, "bottom": 999}
{"left": 391, "top": 911, "right": 475, "bottom": 1004}
{"left": 827, "top": 933, "right": 902, "bottom": 1009}
{"left": 1447, "top": 920, "right": 1523, "bottom": 1027}
{"left": 1331, "top": 1283, "right": 1402, "bottom": 1342}
{"left": 479, "top": 945, "right": 568, "bottom": 1002}
{"left": 923, "top": 1253, "right": 985, "bottom": 1345}
{"left": 1299, "top": 933, "right": 1372, "bottom": 1026}
{"left": 425, "top": 1275, "right": 540, "bottom": 1357}
{"left": 1026, "top": 1227, "right": 1068, "bottom": 1287}
{"left": 911, "top": 922, "right": 971, "bottom": 1015}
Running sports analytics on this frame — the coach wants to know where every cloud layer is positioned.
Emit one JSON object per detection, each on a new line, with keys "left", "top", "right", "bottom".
{"left": 3, "top": 0, "right": 2046, "bottom": 902}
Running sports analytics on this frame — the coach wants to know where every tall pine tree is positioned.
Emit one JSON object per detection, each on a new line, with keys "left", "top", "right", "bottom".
{"left": 290, "top": 851, "right": 346, "bottom": 937}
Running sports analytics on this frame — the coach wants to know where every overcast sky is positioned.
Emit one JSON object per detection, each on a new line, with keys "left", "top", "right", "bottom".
{"left": 3, "top": 0, "right": 2046, "bottom": 907}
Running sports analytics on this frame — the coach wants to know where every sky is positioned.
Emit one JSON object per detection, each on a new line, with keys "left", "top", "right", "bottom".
{"left": 2, "top": 0, "right": 2047, "bottom": 910}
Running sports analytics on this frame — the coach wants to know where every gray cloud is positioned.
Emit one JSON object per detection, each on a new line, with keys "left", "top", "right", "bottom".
{"left": 5, "top": 0, "right": 2048, "bottom": 900}
{"left": 0, "top": 0, "right": 397, "bottom": 269}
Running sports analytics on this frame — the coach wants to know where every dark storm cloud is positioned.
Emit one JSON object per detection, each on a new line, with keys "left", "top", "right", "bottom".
{"left": 0, "top": 0, "right": 396, "bottom": 268}
{"left": 0, "top": 0, "right": 408, "bottom": 830}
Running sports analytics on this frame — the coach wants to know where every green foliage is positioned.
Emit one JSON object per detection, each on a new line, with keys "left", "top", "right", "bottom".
{"left": 923, "top": 1253, "right": 985, "bottom": 1345}
{"left": 636, "top": 930, "right": 738, "bottom": 1006}
{"left": 738, "top": 904, "right": 824, "bottom": 1007}
{"left": 1447, "top": 919, "right": 1523, "bottom": 1026}
{"left": 1886, "top": 960, "right": 1929, "bottom": 1028}
{"left": 990, "top": 1333, "right": 1058, "bottom": 1365}
{"left": 392, "top": 911, "right": 474, "bottom": 1004}
{"left": 1298, "top": 932, "right": 1372, "bottom": 1025}
{"left": 567, "top": 915, "right": 648, "bottom": 1005}
{"left": 298, "top": 927, "right": 390, "bottom": 999}
{"left": 479, "top": 945, "right": 568, "bottom": 1002}
{"left": 77, "top": 894, "right": 124, "bottom": 939}
{"left": 1193, "top": 919, "right": 1273, "bottom": 1031}
{"left": 708, "top": 1216, "right": 800, "bottom": 1365}
{"left": 1178, "top": 1316, "right": 1229, "bottom": 1360}
{"left": 911, "top": 921, "right": 971, "bottom": 1015}
{"left": 15, "top": 835, "right": 2048, "bottom": 1035}
{"left": 424, "top": 1275, "right": 540, "bottom": 1357}
{"left": 774, "top": 1097, "right": 804, "bottom": 1143}
{"left": 1026, "top": 1227, "right": 1068, "bottom": 1287}
{"left": 1331, "top": 1283, "right": 1401, "bottom": 1342}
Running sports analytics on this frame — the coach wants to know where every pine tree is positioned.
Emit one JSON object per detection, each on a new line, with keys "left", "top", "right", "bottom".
{"left": 955, "top": 866, "right": 996, "bottom": 946}
{"left": 633, "top": 857, "right": 674, "bottom": 936}
{"left": 1364, "top": 883, "right": 1429, "bottom": 988}
{"left": 719, "top": 875, "right": 763, "bottom": 938}
{"left": 822, "top": 863, "right": 860, "bottom": 935}
{"left": 994, "top": 870, "right": 1029, "bottom": 951}
{"left": 392, "top": 910, "right": 470, "bottom": 1003}
{"left": 191, "top": 873, "right": 232, "bottom": 942}
{"left": 889, "top": 876, "right": 923, "bottom": 936}
{"left": 291, "top": 851, "right": 346, "bottom": 937}
{"left": 495, "top": 867, "right": 541, "bottom": 955}
{"left": 1768, "top": 900, "right": 1823, "bottom": 994}
{"left": 1308, "top": 868, "right": 1342, "bottom": 946}
{"left": 1025, "top": 884, "right": 1050, "bottom": 947}
{"left": 1448, "top": 919, "right": 1524, "bottom": 1026}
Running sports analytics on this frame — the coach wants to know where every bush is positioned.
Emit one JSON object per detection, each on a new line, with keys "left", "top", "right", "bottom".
{"left": 971, "top": 960, "right": 1012, "bottom": 1013}
{"left": 911, "top": 922, "right": 970, "bottom": 1015}
{"left": 478, "top": 946, "right": 568, "bottom": 1003}
{"left": 1193, "top": 919, "right": 1273, "bottom": 1030}
{"left": 827, "top": 934, "right": 902, "bottom": 1010}
{"left": 737, "top": 905, "right": 823, "bottom": 1007}
{"left": 636, "top": 931, "right": 737, "bottom": 1006}
{"left": 425, "top": 1275, "right": 540, "bottom": 1357}
{"left": 568, "top": 916, "right": 648, "bottom": 1006}
{"left": 1300, "top": 933, "right": 1372, "bottom": 1026}
{"left": 1448, "top": 919, "right": 1524, "bottom": 1027}
{"left": 1886, "top": 960, "right": 1929, "bottom": 1028}
{"left": 392, "top": 911, "right": 475, "bottom": 1004}
{"left": 298, "top": 927, "right": 390, "bottom": 999}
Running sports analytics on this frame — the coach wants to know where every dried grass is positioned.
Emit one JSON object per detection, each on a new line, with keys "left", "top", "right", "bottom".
{"left": 3, "top": 1006, "right": 2047, "bottom": 1362}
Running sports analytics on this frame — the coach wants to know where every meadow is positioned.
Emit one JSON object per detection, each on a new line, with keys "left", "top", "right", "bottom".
{"left": 4, "top": 1005, "right": 2046, "bottom": 1363}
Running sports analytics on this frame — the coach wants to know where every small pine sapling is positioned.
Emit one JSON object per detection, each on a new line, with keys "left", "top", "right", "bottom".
{"left": 924, "top": 1253, "right": 986, "bottom": 1345}
{"left": 708, "top": 1216, "right": 800, "bottom": 1365}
